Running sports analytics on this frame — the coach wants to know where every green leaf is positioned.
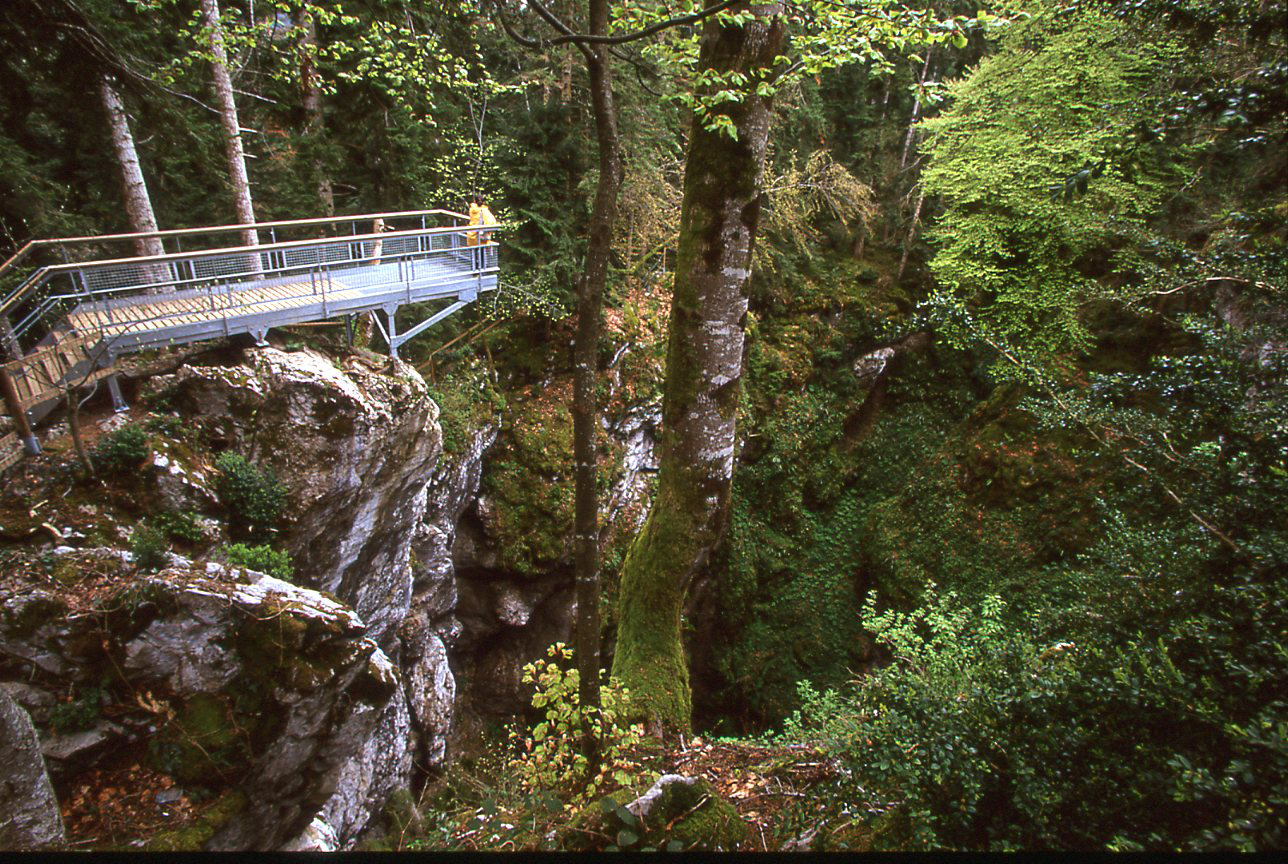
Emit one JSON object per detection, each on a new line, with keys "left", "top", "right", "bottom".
{"left": 617, "top": 829, "right": 639, "bottom": 847}
{"left": 615, "top": 805, "right": 638, "bottom": 827}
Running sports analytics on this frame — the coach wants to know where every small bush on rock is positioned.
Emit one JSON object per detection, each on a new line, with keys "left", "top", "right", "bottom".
{"left": 214, "top": 452, "right": 286, "bottom": 540}
{"left": 93, "top": 424, "right": 149, "bottom": 473}
{"left": 221, "top": 542, "right": 294, "bottom": 582}
{"left": 131, "top": 524, "right": 170, "bottom": 572}
{"left": 152, "top": 509, "right": 206, "bottom": 545}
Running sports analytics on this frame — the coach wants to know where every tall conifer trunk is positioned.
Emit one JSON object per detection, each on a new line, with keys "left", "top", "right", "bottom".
{"left": 99, "top": 74, "right": 164, "bottom": 258}
{"left": 298, "top": 7, "right": 334, "bottom": 218}
{"left": 200, "top": 0, "right": 258, "bottom": 248}
{"left": 611, "top": 1, "right": 785, "bottom": 733}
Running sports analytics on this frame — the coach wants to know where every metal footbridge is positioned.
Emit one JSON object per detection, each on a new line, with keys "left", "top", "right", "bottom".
{"left": 0, "top": 210, "right": 500, "bottom": 470}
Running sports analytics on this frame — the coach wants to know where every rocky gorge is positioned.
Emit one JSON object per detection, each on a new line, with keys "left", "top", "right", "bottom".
{"left": 0, "top": 341, "right": 660, "bottom": 851}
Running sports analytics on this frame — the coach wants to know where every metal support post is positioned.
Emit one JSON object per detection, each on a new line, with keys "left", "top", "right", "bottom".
{"left": 386, "top": 305, "right": 399, "bottom": 359}
{"left": 0, "top": 368, "right": 40, "bottom": 455}
{"left": 345, "top": 314, "right": 354, "bottom": 348}
{"left": 106, "top": 373, "right": 128, "bottom": 413}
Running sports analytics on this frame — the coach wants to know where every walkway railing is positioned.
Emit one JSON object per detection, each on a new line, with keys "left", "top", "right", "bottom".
{"left": 0, "top": 209, "right": 502, "bottom": 467}
{"left": 0, "top": 210, "right": 491, "bottom": 354}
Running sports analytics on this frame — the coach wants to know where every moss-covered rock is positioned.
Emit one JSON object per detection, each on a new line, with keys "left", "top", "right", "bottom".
{"left": 144, "top": 789, "right": 247, "bottom": 852}
{"left": 658, "top": 778, "right": 747, "bottom": 851}
{"left": 141, "top": 346, "right": 443, "bottom": 644}
{"left": 562, "top": 777, "right": 747, "bottom": 852}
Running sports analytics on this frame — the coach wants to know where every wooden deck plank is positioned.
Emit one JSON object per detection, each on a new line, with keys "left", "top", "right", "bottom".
{"left": 55, "top": 261, "right": 491, "bottom": 354}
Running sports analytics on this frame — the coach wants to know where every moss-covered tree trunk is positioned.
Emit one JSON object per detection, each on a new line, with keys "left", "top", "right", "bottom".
{"left": 611, "top": 1, "right": 784, "bottom": 733}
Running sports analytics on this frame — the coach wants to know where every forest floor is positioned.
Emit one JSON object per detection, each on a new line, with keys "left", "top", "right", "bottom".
{"left": 410, "top": 733, "right": 865, "bottom": 852}
{"left": 661, "top": 736, "right": 858, "bottom": 852}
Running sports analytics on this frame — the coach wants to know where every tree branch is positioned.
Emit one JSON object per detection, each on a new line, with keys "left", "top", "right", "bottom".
{"left": 497, "top": 0, "right": 743, "bottom": 51}
{"left": 978, "top": 331, "right": 1243, "bottom": 555}
{"left": 527, "top": 0, "right": 594, "bottom": 63}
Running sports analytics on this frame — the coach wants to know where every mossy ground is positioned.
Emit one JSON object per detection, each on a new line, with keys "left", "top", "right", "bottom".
{"left": 404, "top": 736, "right": 854, "bottom": 852}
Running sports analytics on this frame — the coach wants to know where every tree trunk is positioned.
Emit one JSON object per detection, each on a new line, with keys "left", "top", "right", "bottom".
{"left": 66, "top": 382, "right": 94, "bottom": 476}
{"left": 611, "top": 1, "right": 785, "bottom": 734}
{"left": 99, "top": 74, "right": 165, "bottom": 259}
{"left": 897, "top": 188, "right": 924, "bottom": 281}
{"left": 299, "top": 7, "right": 334, "bottom": 217}
{"left": 200, "top": 0, "right": 258, "bottom": 248}
{"left": 573, "top": 0, "right": 622, "bottom": 765}
{"left": 899, "top": 48, "right": 934, "bottom": 170}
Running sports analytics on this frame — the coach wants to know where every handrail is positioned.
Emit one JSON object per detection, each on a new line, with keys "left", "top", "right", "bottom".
{"left": 2, "top": 211, "right": 503, "bottom": 465}
{"left": 1, "top": 211, "right": 494, "bottom": 318}
{"left": 6, "top": 227, "right": 506, "bottom": 329}
{"left": 0, "top": 208, "right": 469, "bottom": 283}
{"left": 0, "top": 240, "right": 41, "bottom": 282}
{"left": 30, "top": 223, "right": 502, "bottom": 276}
{"left": 3, "top": 219, "right": 506, "bottom": 350}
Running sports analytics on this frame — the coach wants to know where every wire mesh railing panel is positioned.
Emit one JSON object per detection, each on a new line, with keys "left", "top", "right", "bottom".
{"left": 191, "top": 252, "right": 263, "bottom": 282}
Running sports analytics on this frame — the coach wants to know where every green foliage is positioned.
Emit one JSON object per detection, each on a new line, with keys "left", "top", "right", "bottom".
{"left": 130, "top": 523, "right": 170, "bottom": 573}
{"left": 777, "top": 284, "right": 1288, "bottom": 850}
{"left": 49, "top": 684, "right": 106, "bottom": 733}
{"left": 713, "top": 489, "right": 871, "bottom": 727}
{"left": 92, "top": 424, "right": 150, "bottom": 474}
{"left": 144, "top": 413, "right": 188, "bottom": 442}
{"left": 423, "top": 360, "right": 505, "bottom": 455}
{"left": 151, "top": 509, "right": 206, "bottom": 545}
{"left": 481, "top": 393, "right": 577, "bottom": 577}
{"left": 921, "top": 8, "right": 1187, "bottom": 363}
{"left": 408, "top": 644, "right": 655, "bottom": 852}
{"left": 214, "top": 452, "right": 287, "bottom": 541}
{"left": 220, "top": 542, "right": 294, "bottom": 582}
{"left": 783, "top": 572, "right": 1288, "bottom": 851}
{"left": 508, "top": 643, "right": 649, "bottom": 805}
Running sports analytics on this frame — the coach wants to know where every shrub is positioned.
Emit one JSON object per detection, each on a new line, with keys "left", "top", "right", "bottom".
{"left": 221, "top": 542, "right": 294, "bottom": 582}
{"left": 144, "top": 413, "right": 187, "bottom": 441}
{"left": 131, "top": 523, "right": 170, "bottom": 572}
{"left": 508, "top": 643, "right": 648, "bottom": 805}
{"left": 152, "top": 510, "right": 206, "bottom": 545}
{"left": 93, "top": 424, "right": 149, "bottom": 473}
{"left": 782, "top": 577, "right": 1288, "bottom": 851}
{"left": 49, "top": 685, "right": 106, "bottom": 733}
{"left": 214, "top": 452, "right": 287, "bottom": 540}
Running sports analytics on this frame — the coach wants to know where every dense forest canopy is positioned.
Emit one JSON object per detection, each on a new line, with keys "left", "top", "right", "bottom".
{"left": 0, "top": 0, "right": 1284, "bottom": 852}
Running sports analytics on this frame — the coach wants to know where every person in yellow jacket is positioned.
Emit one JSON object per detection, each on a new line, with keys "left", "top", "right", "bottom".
{"left": 466, "top": 194, "right": 497, "bottom": 246}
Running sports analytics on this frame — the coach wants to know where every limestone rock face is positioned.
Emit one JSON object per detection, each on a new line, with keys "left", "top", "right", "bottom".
{"left": 281, "top": 817, "right": 340, "bottom": 852}
{"left": 417, "top": 423, "right": 499, "bottom": 605}
{"left": 447, "top": 401, "right": 659, "bottom": 722}
{"left": 318, "top": 684, "right": 414, "bottom": 848}
{"left": 0, "top": 689, "right": 65, "bottom": 851}
{"left": 394, "top": 422, "right": 497, "bottom": 762}
{"left": 405, "top": 633, "right": 455, "bottom": 768}
{"left": 0, "top": 555, "right": 395, "bottom": 852}
{"left": 143, "top": 347, "right": 442, "bottom": 645}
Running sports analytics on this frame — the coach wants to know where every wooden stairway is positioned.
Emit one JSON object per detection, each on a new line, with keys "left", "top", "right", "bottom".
{"left": 0, "top": 329, "right": 112, "bottom": 470}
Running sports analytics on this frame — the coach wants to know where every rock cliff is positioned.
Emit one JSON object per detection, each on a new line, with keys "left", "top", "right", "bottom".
{"left": 0, "top": 346, "right": 449, "bottom": 850}
{"left": 0, "top": 343, "right": 660, "bottom": 851}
